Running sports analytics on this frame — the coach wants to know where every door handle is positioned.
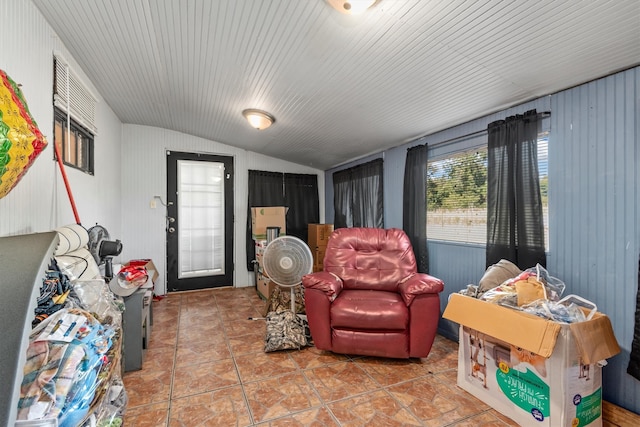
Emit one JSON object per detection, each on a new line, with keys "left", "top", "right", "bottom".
{"left": 168, "top": 217, "right": 175, "bottom": 223}
{"left": 168, "top": 227, "right": 175, "bottom": 233}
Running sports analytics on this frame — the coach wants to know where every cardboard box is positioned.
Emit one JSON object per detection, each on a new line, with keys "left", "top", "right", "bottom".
{"left": 125, "top": 259, "right": 159, "bottom": 283}
{"left": 443, "top": 294, "right": 620, "bottom": 427}
{"left": 256, "top": 270, "right": 276, "bottom": 300}
{"left": 312, "top": 246, "right": 327, "bottom": 272}
{"left": 251, "top": 207, "right": 287, "bottom": 240}
{"left": 308, "top": 223, "right": 334, "bottom": 247}
{"left": 255, "top": 240, "right": 268, "bottom": 265}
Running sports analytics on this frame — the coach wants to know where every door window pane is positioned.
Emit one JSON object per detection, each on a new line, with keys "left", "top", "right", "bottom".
{"left": 177, "top": 160, "right": 225, "bottom": 278}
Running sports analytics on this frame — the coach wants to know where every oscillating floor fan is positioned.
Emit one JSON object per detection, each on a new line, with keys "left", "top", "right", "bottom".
{"left": 262, "top": 235, "right": 313, "bottom": 313}
{"left": 87, "top": 224, "right": 122, "bottom": 281}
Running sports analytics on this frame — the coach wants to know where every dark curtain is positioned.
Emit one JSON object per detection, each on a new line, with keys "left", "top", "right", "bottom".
{"left": 627, "top": 253, "right": 640, "bottom": 380}
{"left": 403, "top": 144, "right": 429, "bottom": 273}
{"left": 284, "top": 173, "right": 320, "bottom": 241}
{"left": 246, "top": 170, "right": 284, "bottom": 270}
{"left": 333, "top": 159, "right": 383, "bottom": 228}
{"left": 332, "top": 169, "right": 352, "bottom": 228}
{"left": 486, "top": 109, "right": 546, "bottom": 269}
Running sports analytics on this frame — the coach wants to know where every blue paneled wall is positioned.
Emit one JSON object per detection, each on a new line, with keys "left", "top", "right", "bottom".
{"left": 324, "top": 66, "right": 640, "bottom": 412}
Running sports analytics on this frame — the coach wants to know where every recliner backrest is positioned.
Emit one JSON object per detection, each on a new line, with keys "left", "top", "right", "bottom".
{"left": 323, "top": 227, "right": 417, "bottom": 292}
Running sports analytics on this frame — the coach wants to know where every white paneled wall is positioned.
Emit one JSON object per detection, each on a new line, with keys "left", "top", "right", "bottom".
{"left": 0, "top": 0, "right": 123, "bottom": 238}
{"left": 120, "top": 125, "right": 324, "bottom": 295}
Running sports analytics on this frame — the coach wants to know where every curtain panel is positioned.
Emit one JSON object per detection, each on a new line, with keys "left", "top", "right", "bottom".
{"left": 333, "top": 159, "right": 384, "bottom": 228}
{"left": 486, "top": 109, "right": 546, "bottom": 269}
{"left": 403, "top": 144, "right": 429, "bottom": 273}
{"left": 628, "top": 253, "right": 640, "bottom": 381}
{"left": 246, "top": 170, "right": 319, "bottom": 271}
{"left": 246, "top": 170, "right": 285, "bottom": 270}
{"left": 284, "top": 173, "right": 320, "bottom": 241}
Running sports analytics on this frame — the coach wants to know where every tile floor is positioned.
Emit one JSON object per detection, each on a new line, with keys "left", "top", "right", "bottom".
{"left": 123, "top": 287, "right": 520, "bottom": 426}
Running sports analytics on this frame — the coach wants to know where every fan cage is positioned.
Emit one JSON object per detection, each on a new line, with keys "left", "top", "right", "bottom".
{"left": 262, "top": 236, "right": 313, "bottom": 287}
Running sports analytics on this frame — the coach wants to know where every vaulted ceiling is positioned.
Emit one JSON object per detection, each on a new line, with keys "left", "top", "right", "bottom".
{"left": 33, "top": 0, "right": 640, "bottom": 170}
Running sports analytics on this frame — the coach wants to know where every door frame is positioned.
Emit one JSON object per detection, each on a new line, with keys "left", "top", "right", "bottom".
{"left": 165, "top": 150, "right": 234, "bottom": 292}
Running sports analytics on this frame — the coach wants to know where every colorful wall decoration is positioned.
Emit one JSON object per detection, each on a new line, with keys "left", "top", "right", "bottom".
{"left": 0, "top": 69, "right": 48, "bottom": 199}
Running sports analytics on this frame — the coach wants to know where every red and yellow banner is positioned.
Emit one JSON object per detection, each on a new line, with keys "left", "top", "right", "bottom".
{"left": 0, "top": 69, "right": 48, "bottom": 199}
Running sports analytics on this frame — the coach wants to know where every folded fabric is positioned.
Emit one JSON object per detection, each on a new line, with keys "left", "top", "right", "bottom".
{"left": 514, "top": 276, "right": 547, "bottom": 306}
{"left": 478, "top": 259, "right": 522, "bottom": 292}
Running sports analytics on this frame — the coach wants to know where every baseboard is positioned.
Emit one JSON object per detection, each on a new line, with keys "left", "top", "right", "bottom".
{"left": 603, "top": 401, "right": 640, "bottom": 426}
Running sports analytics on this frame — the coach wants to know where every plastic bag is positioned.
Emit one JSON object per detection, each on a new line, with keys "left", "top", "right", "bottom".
{"left": 520, "top": 294, "right": 596, "bottom": 323}
{"left": 81, "top": 377, "right": 127, "bottom": 427}
{"left": 71, "top": 279, "right": 123, "bottom": 329}
{"left": 17, "top": 308, "right": 118, "bottom": 427}
{"left": 480, "top": 264, "right": 566, "bottom": 307}
{"left": 524, "top": 263, "right": 566, "bottom": 301}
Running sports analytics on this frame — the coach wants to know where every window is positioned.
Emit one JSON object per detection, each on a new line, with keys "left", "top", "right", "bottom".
{"left": 53, "top": 54, "right": 97, "bottom": 175}
{"left": 427, "top": 132, "right": 549, "bottom": 248}
{"left": 54, "top": 108, "right": 94, "bottom": 174}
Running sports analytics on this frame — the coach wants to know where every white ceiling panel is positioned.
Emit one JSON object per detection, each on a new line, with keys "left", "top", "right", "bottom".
{"left": 33, "top": 0, "right": 640, "bottom": 170}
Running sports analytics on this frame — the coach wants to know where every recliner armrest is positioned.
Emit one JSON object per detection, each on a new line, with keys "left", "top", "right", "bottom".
{"left": 398, "top": 273, "right": 444, "bottom": 305}
{"left": 302, "top": 271, "right": 343, "bottom": 301}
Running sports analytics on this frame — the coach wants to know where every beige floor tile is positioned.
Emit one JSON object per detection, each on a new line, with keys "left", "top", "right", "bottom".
{"left": 123, "top": 368, "right": 172, "bottom": 407}
{"left": 244, "top": 372, "right": 322, "bottom": 423}
{"left": 175, "top": 339, "right": 232, "bottom": 366}
{"left": 304, "top": 361, "right": 380, "bottom": 403}
{"left": 140, "top": 345, "right": 176, "bottom": 372}
{"left": 220, "top": 306, "right": 265, "bottom": 324}
{"left": 169, "top": 386, "right": 252, "bottom": 427}
{"left": 354, "top": 357, "right": 429, "bottom": 387}
{"left": 148, "top": 327, "right": 179, "bottom": 350}
{"left": 228, "top": 329, "right": 267, "bottom": 355}
{"left": 124, "top": 401, "right": 169, "bottom": 426}
{"left": 327, "top": 390, "right": 422, "bottom": 426}
{"left": 448, "top": 411, "right": 518, "bottom": 426}
{"left": 288, "top": 345, "right": 349, "bottom": 370}
{"left": 224, "top": 316, "right": 266, "bottom": 337}
{"left": 172, "top": 358, "right": 240, "bottom": 398}
{"left": 235, "top": 351, "right": 299, "bottom": 383}
{"left": 255, "top": 406, "right": 340, "bottom": 426}
{"left": 386, "top": 375, "right": 489, "bottom": 426}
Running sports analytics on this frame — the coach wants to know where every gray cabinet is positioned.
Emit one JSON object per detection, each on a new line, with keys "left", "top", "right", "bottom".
{"left": 123, "top": 281, "right": 153, "bottom": 371}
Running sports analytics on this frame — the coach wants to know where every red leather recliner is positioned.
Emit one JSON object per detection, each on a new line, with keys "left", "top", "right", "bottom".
{"left": 302, "top": 227, "right": 444, "bottom": 358}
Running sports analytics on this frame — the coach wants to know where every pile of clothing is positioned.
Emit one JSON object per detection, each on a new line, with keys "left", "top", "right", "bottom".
{"left": 460, "top": 259, "right": 594, "bottom": 323}
{"left": 32, "top": 261, "right": 71, "bottom": 326}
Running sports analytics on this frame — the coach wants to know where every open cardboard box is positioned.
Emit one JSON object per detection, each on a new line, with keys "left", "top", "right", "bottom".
{"left": 443, "top": 293, "right": 620, "bottom": 427}
{"left": 251, "top": 207, "right": 288, "bottom": 240}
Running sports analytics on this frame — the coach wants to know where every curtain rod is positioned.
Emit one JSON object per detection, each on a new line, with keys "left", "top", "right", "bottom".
{"left": 416, "top": 111, "right": 551, "bottom": 150}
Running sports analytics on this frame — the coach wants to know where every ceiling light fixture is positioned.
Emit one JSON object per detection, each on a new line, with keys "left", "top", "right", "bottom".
{"left": 327, "top": 0, "right": 379, "bottom": 15}
{"left": 242, "top": 109, "right": 275, "bottom": 130}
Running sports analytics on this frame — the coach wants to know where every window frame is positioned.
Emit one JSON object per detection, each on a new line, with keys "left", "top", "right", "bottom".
{"left": 53, "top": 107, "right": 95, "bottom": 175}
{"left": 426, "top": 131, "right": 549, "bottom": 249}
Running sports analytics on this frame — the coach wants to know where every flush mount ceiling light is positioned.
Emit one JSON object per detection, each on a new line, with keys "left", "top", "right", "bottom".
{"left": 242, "top": 109, "right": 275, "bottom": 130}
{"left": 327, "top": 0, "right": 379, "bottom": 15}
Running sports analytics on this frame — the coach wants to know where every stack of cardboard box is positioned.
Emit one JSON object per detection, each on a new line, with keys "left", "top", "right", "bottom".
{"left": 308, "top": 224, "right": 334, "bottom": 272}
{"left": 250, "top": 207, "right": 287, "bottom": 299}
